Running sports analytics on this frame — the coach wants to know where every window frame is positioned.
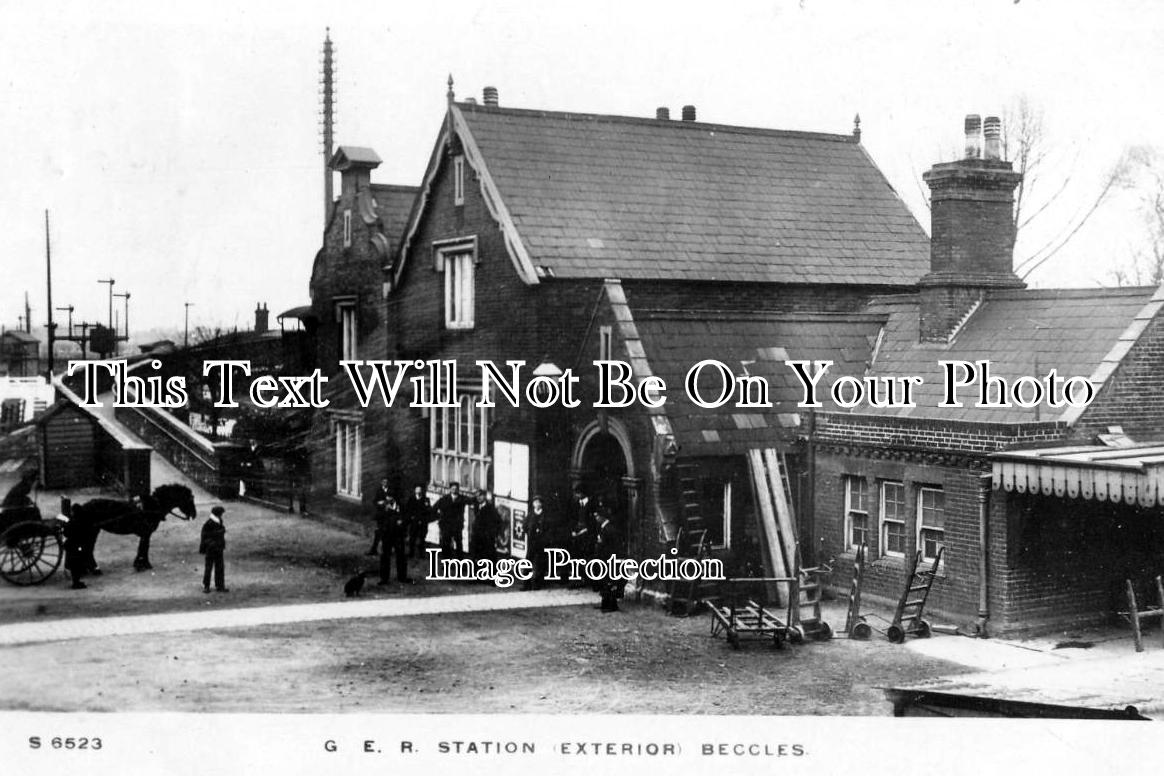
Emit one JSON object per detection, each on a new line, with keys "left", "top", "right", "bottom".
{"left": 430, "top": 390, "right": 491, "bottom": 491}
{"left": 599, "top": 325, "right": 613, "bottom": 362}
{"left": 437, "top": 240, "right": 476, "bottom": 330}
{"left": 916, "top": 485, "right": 946, "bottom": 564}
{"left": 879, "top": 480, "right": 907, "bottom": 559}
{"left": 334, "top": 420, "right": 362, "bottom": 500}
{"left": 343, "top": 208, "right": 353, "bottom": 249}
{"left": 335, "top": 299, "right": 357, "bottom": 362}
{"left": 453, "top": 155, "right": 465, "bottom": 206}
{"left": 843, "top": 475, "right": 869, "bottom": 552}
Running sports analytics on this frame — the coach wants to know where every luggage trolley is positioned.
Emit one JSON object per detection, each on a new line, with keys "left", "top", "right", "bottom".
{"left": 709, "top": 577, "right": 794, "bottom": 649}
{"left": 787, "top": 551, "right": 834, "bottom": 643}
{"left": 887, "top": 548, "right": 944, "bottom": 643}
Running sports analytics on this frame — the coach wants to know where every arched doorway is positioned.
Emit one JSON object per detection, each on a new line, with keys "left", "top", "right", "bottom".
{"left": 572, "top": 419, "right": 639, "bottom": 551}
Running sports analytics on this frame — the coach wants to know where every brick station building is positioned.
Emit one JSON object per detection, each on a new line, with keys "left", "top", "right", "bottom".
{"left": 812, "top": 117, "right": 1164, "bottom": 636}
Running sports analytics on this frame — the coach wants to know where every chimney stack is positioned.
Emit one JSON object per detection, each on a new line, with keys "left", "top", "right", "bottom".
{"left": 483, "top": 86, "right": 499, "bottom": 106}
{"left": 681, "top": 105, "right": 696, "bottom": 122}
{"left": 330, "top": 146, "right": 382, "bottom": 198}
{"left": 656, "top": 107, "right": 670, "bottom": 120}
{"left": 918, "top": 115, "right": 1024, "bottom": 344}
{"left": 255, "top": 303, "right": 269, "bottom": 334}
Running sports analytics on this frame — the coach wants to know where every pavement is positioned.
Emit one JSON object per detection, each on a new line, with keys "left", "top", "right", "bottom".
{"left": 0, "top": 587, "right": 596, "bottom": 647}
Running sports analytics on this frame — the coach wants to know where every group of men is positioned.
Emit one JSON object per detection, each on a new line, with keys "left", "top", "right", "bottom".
{"left": 365, "top": 479, "right": 626, "bottom": 610}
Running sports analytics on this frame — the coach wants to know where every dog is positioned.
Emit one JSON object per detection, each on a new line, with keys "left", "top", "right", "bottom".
{"left": 344, "top": 571, "right": 368, "bottom": 598}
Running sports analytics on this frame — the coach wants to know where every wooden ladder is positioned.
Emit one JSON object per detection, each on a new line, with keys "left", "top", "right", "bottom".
{"left": 666, "top": 463, "right": 715, "bottom": 616}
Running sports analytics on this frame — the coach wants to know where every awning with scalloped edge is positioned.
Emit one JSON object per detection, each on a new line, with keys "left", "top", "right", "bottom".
{"left": 991, "top": 444, "right": 1164, "bottom": 507}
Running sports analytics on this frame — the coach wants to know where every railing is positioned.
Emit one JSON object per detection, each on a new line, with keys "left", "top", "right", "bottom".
{"left": 115, "top": 404, "right": 244, "bottom": 499}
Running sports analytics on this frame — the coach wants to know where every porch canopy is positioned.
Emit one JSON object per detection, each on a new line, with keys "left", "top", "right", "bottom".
{"left": 991, "top": 444, "right": 1164, "bottom": 508}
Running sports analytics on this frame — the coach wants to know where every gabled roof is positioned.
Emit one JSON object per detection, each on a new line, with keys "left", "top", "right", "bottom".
{"left": 370, "top": 184, "right": 420, "bottom": 249}
{"left": 861, "top": 287, "right": 1162, "bottom": 423}
{"left": 398, "top": 102, "right": 930, "bottom": 287}
{"left": 633, "top": 308, "right": 886, "bottom": 455}
{"left": 330, "top": 145, "right": 382, "bottom": 170}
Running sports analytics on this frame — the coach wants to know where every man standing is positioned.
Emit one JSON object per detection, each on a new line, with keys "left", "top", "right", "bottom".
{"left": 199, "top": 505, "right": 228, "bottom": 593}
{"left": 402, "top": 484, "right": 432, "bottom": 559}
{"left": 367, "top": 477, "right": 392, "bottom": 556}
{"left": 522, "top": 495, "right": 550, "bottom": 591}
{"left": 378, "top": 491, "right": 413, "bottom": 586}
{"left": 433, "top": 482, "right": 469, "bottom": 560}
{"left": 470, "top": 489, "right": 502, "bottom": 565}
{"left": 595, "top": 505, "right": 624, "bottom": 612}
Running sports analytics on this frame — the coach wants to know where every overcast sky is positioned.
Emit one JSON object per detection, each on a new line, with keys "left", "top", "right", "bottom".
{"left": 3, "top": 0, "right": 1163, "bottom": 339}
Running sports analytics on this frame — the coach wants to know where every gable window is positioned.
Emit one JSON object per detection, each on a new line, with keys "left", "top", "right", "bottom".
{"left": 917, "top": 486, "right": 946, "bottom": 563}
{"left": 343, "top": 209, "right": 353, "bottom": 248}
{"left": 442, "top": 249, "right": 475, "bottom": 329}
{"left": 843, "top": 475, "right": 869, "bottom": 551}
{"left": 880, "top": 481, "right": 906, "bottom": 558}
{"left": 336, "top": 300, "right": 357, "bottom": 361}
{"left": 335, "top": 420, "right": 362, "bottom": 499}
{"left": 599, "top": 325, "right": 613, "bottom": 362}
{"left": 431, "top": 392, "right": 491, "bottom": 490}
{"left": 453, "top": 155, "right": 465, "bottom": 206}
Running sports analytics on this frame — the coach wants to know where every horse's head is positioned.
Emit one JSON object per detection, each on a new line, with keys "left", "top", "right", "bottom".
{"left": 152, "top": 484, "right": 197, "bottom": 520}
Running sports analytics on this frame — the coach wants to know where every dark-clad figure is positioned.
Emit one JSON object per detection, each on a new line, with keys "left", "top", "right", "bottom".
{"left": 378, "top": 492, "right": 413, "bottom": 586}
{"left": 402, "top": 485, "right": 432, "bottom": 559}
{"left": 61, "top": 515, "right": 96, "bottom": 590}
{"left": 595, "top": 506, "right": 625, "bottom": 612}
{"left": 522, "top": 495, "right": 550, "bottom": 591}
{"left": 434, "top": 482, "right": 470, "bottom": 560}
{"left": 470, "top": 489, "right": 502, "bottom": 565}
{"left": 368, "top": 477, "right": 392, "bottom": 556}
{"left": 199, "top": 505, "right": 228, "bottom": 593}
{"left": 568, "top": 486, "right": 596, "bottom": 556}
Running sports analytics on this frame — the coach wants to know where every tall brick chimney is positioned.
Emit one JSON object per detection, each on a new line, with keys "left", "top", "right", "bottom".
{"left": 254, "top": 303, "right": 269, "bottom": 333}
{"left": 918, "top": 114, "right": 1024, "bottom": 343}
{"left": 330, "top": 146, "right": 382, "bottom": 199}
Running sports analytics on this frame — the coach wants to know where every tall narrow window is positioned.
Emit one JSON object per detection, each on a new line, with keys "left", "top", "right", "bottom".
{"left": 917, "top": 487, "right": 945, "bottom": 563}
{"left": 599, "top": 325, "right": 613, "bottom": 362}
{"left": 336, "top": 301, "right": 357, "bottom": 361}
{"left": 453, "top": 155, "right": 465, "bottom": 206}
{"left": 335, "top": 421, "right": 362, "bottom": 499}
{"left": 843, "top": 476, "right": 868, "bottom": 551}
{"left": 444, "top": 251, "right": 475, "bottom": 329}
{"left": 343, "top": 209, "right": 353, "bottom": 248}
{"left": 880, "top": 481, "right": 906, "bottom": 558}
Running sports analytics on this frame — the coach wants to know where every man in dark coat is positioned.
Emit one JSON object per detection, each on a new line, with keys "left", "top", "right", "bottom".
{"left": 522, "top": 495, "right": 551, "bottom": 591}
{"left": 595, "top": 506, "right": 625, "bottom": 612}
{"left": 378, "top": 491, "right": 413, "bottom": 585}
{"left": 469, "top": 489, "right": 502, "bottom": 565}
{"left": 367, "top": 477, "right": 392, "bottom": 556}
{"left": 199, "top": 505, "right": 228, "bottom": 593}
{"left": 402, "top": 485, "right": 432, "bottom": 558}
{"left": 433, "top": 482, "right": 469, "bottom": 560}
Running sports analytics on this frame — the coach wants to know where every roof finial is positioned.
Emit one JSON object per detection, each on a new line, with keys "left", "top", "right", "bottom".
{"left": 325, "top": 26, "right": 330, "bottom": 42}
{"left": 447, "top": 73, "right": 455, "bottom": 104}
{"left": 852, "top": 113, "right": 862, "bottom": 142}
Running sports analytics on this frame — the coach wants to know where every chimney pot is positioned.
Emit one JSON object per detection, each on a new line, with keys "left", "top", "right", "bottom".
{"left": 964, "top": 114, "right": 982, "bottom": 159}
{"left": 656, "top": 107, "right": 670, "bottom": 120}
{"left": 483, "top": 86, "right": 499, "bottom": 106}
{"left": 681, "top": 105, "right": 696, "bottom": 122}
{"left": 983, "top": 115, "right": 1002, "bottom": 160}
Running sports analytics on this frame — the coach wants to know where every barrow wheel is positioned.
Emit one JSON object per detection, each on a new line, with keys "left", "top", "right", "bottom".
{"left": 788, "top": 625, "right": 805, "bottom": 644}
{"left": 816, "top": 621, "right": 834, "bottom": 641}
{"left": 886, "top": 624, "right": 906, "bottom": 644}
{"left": 917, "top": 620, "right": 932, "bottom": 639}
{"left": 850, "top": 621, "right": 873, "bottom": 641}
{"left": 0, "top": 522, "right": 64, "bottom": 586}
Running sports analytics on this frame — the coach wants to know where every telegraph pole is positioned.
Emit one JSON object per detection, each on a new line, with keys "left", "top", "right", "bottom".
{"left": 184, "top": 302, "right": 194, "bottom": 348}
{"left": 320, "top": 28, "right": 336, "bottom": 227}
{"left": 44, "top": 210, "right": 55, "bottom": 376}
{"left": 114, "top": 290, "right": 131, "bottom": 341}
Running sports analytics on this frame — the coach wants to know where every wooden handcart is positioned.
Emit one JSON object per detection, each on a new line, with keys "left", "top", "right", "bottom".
{"left": 887, "top": 547, "right": 944, "bottom": 643}
{"left": 787, "top": 552, "right": 834, "bottom": 643}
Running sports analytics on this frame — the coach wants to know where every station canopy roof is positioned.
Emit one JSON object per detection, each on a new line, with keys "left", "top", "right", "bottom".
{"left": 991, "top": 443, "right": 1164, "bottom": 507}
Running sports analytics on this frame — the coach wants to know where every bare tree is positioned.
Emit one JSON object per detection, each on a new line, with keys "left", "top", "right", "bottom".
{"left": 1108, "top": 145, "right": 1164, "bottom": 287}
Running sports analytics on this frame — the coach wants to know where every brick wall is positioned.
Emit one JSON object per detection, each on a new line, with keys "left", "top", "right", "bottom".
{"left": 815, "top": 412, "right": 1068, "bottom": 453}
{"left": 1074, "top": 310, "right": 1164, "bottom": 440}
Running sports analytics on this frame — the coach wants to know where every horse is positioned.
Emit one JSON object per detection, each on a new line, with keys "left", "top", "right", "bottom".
{"left": 70, "top": 484, "right": 198, "bottom": 573}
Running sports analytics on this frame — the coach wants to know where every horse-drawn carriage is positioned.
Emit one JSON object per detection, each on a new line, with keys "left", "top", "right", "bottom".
{"left": 0, "top": 470, "right": 198, "bottom": 587}
{"left": 0, "top": 471, "right": 64, "bottom": 586}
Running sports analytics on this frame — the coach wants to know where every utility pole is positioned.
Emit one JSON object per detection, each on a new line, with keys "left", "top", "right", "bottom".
{"left": 98, "top": 278, "right": 115, "bottom": 331}
{"left": 184, "top": 302, "right": 194, "bottom": 348}
{"left": 114, "top": 290, "right": 131, "bottom": 341}
{"left": 45, "top": 210, "right": 55, "bottom": 376}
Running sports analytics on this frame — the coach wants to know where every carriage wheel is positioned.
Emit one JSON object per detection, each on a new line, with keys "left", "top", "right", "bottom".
{"left": 886, "top": 624, "right": 906, "bottom": 644}
{"left": 917, "top": 620, "right": 932, "bottom": 639}
{"left": 0, "top": 523, "right": 64, "bottom": 586}
{"left": 816, "top": 621, "right": 834, "bottom": 641}
{"left": 850, "top": 621, "right": 873, "bottom": 641}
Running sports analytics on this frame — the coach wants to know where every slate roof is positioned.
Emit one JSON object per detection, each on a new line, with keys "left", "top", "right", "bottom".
{"left": 861, "top": 287, "right": 1160, "bottom": 423}
{"left": 632, "top": 309, "right": 886, "bottom": 456}
{"left": 457, "top": 103, "right": 930, "bottom": 285}
{"left": 370, "top": 184, "right": 420, "bottom": 246}
{"left": 331, "top": 145, "right": 383, "bottom": 169}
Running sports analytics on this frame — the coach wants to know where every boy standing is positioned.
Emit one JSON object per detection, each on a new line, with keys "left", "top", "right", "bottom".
{"left": 200, "top": 505, "right": 228, "bottom": 593}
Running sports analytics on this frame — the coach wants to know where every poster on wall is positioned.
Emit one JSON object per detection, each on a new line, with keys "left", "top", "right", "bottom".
{"left": 493, "top": 440, "right": 529, "bottom": 558}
